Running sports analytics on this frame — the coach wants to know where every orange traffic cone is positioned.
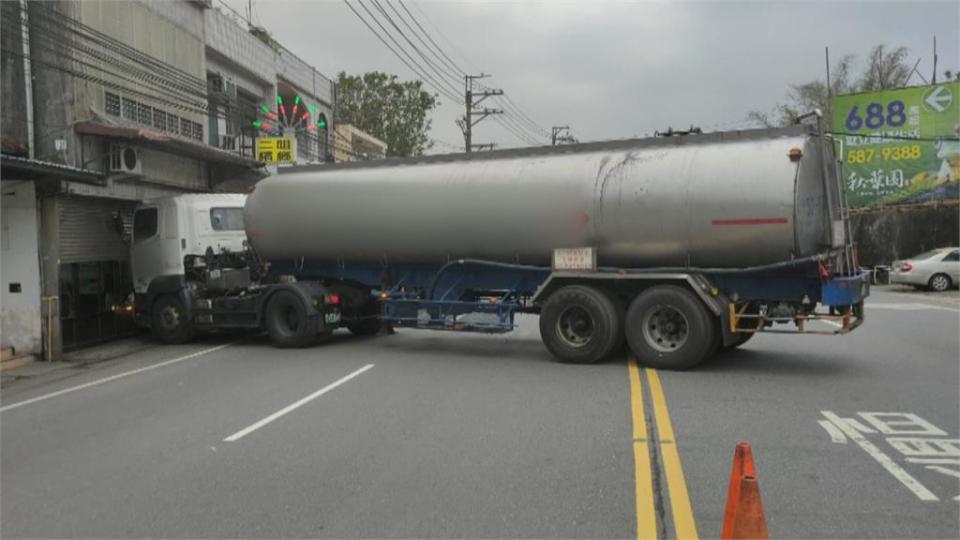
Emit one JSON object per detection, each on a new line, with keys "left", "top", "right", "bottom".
{"left": 721, "top": 442, "right": 769, "bottom": 540}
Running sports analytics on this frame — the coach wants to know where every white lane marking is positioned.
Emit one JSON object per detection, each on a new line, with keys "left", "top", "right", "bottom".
{"left": 818, "top": 419, "right": 848, "bottom": 443}
{"left": 0, "top": 343, "right": 235, "bottom": 413}
{"left": 822, "top": 320, "right": 843, "bottom": 328}
{"left": 868, "top": 302, "right": 959, "bottom": 313}
{"left": 223, "top": 364, "right": 374, "bottom": 442}
{"left": 821, "top": 411, "right": 939, "bottom": 501}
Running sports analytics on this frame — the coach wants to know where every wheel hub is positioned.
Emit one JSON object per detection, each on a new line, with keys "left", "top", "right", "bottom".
{"left": 556, "top": 305, "right": 595, "bottom": 348}
{"left": 642, "top": 305, "right": 689, "bottom": 353}
{"left": 160, "top": 306, "right": 180, "bottom": 330}
{"left": 932, "top": 275, "right": 949, "bottom": 290}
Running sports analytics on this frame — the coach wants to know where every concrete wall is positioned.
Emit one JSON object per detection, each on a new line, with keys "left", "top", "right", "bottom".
{"left": 27, "top": 0, "right": 80, "bottom": 166}
{"left": 1, "top": 2, "right": 28, "bottom": 154}
{"left": 1, "top": 181, "right": 43, "bottom": 355}
{"left": 851, "top": 205, "right": 960, "bottom": 266}
{"left": 77, "top": 0, "right": 207, "bottom": 128}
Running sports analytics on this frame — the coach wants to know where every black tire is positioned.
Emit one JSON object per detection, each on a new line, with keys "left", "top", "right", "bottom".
{"left": 625, "top": 285, "right": 717, "bottom": 370}
{"left": 539, "top": 285, "right": 623, "bottom": 364}
{"left": 928, "top": 273, "right": 952, "bottom": 292}
{"left": 347, "top": 318, "right": 382, "bottom": 337}
{"left": 151, "top": 294, "right": 194, "bottom": 344}
{"left": 264, "top": 290, "right": 315, "bottom": 348}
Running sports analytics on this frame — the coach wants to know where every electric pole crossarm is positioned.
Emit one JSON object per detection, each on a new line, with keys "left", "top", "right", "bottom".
{"left": 471, "top": 89, "right": 503, "bottom": 108}
{"left": 471, "top": 109, "right": 504, "bottom": 127}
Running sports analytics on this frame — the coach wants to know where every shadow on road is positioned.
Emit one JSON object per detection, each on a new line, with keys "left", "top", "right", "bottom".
{"left": 696, "top": 347, "right": 866, "bottom": 378}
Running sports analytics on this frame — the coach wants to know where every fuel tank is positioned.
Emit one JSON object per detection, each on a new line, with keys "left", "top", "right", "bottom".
{"left": 244, "top": 125, "right": 840, "bottom": 268}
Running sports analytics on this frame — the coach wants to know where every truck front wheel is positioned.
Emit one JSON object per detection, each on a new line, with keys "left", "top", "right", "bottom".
{"left": 265, "top": 290, "right": 316, "bottom": 348}
{"left": 625, "top": 285, "right": 716, "bottom": 370}
{"left": 151, "top": 294, "right": 194, "bottom": 344}
{"left": 539, "top": 285, "right": 623, "bottom": 364}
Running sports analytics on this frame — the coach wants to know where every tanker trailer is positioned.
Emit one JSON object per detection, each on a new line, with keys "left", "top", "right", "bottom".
{"left": 133, "top": 123, "right": 870, "bottom": 370}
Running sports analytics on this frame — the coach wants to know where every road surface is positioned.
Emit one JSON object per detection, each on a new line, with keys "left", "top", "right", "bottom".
{"left": 2, "top": 287, "right": 958, "bottom": 538}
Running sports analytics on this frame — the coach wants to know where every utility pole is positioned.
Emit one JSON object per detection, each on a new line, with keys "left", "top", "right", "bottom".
{"left": 551, "top": 126, "right": 570, "bottom": 146}
{"left": 460, "top": 74, "right": 503, "bottom": 153}
{"left": 551, "top": 126, "right": 577, "bottom": 145}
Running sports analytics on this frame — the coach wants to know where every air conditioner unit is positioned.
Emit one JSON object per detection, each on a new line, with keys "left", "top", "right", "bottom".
{"left": 109, "top": 145, "right": 142, "bottom": 174}
{"left": 208, "top": 74, "right": 224, "bottom": 95}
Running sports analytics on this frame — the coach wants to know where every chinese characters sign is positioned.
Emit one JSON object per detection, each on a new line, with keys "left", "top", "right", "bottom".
{"left": 256, "top": 137, "right": 296, "bottom": 164}
{"left": 831, "top": 82, "right": 960, "bottom": 207}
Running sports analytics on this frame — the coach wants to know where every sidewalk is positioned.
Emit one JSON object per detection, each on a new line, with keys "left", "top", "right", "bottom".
{"left": 1, "top": 335, "right": 159, "bottom": 387}
{"left": 874, "top": 284, "right": 960, "bottom": 307}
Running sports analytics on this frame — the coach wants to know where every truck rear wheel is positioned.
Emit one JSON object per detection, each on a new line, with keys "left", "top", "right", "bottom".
{"left": 265, "top": 290, "right": 315, "bottom": 348}
{"left": 539, "top": 285, "right": 623, "bottom": 364}
{"left": 151, "top": 294, "right": 194, "bottom": 344}
{"left": 625, "top": 285, "right": 716, "bottom": 370}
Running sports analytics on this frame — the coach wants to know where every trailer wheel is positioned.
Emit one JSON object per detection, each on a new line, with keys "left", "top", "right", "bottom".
{"left": 264, "top": 290, "right": 315, "bottom": 348}
{"left": 347, "top": 318, "right": 381, "bottom": 337}
{"left": 625, "top": 285, "right": 716, "bottom": 370}
{"left": 151, "top": 294, "right": 194, "bottom": 344}
{"left": 539, "top": 285, "right": 622, "bottom": 364}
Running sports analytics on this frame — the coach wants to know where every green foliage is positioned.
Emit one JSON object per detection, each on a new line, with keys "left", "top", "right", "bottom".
{"left": 748, "top": 45, "right": 914, "bottom": 128}
{"left": 335, "top": 72, "right": 438, "bottom": 157}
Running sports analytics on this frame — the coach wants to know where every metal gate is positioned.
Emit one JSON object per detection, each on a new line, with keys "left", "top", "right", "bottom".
{"left": 58, "top": 195, "right": 135, "bottom": 263}
{"left": 57, "top": 195, "right": 138, "bottom": 349}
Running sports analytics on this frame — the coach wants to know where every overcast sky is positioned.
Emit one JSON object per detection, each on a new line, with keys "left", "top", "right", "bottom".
{"left": 222, "top": 0, "right": 959, "bottom": 153}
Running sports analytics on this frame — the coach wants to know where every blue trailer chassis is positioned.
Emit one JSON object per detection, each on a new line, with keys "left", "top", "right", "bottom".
{"left": 271, "top": 256, "right": 870, "bottom": 335}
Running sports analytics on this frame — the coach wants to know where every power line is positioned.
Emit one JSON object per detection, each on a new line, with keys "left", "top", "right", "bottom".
{"left": 380, "top": 0, "right": 463, "bottom": 82}
{"left": 397, "top": 0, "right": 467, "bottom": 77}
{"left": 386, "top": 1, "right": 548, "bottom": 147}
{"left": 342, "top": 0, "right": 463, "bottom": 104}
{"left": 408, "top": 1, "right": 481, "bottom": 74}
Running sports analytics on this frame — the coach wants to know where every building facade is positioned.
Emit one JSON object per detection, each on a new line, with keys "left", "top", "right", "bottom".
{"left": 1, "top": 0, "right": 335, "bottom": 359}
{"left": 333, "top": 124, "right": 388, "bottom": 163}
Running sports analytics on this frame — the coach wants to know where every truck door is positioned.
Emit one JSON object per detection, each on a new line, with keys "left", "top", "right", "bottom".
{"left": 131, "top": 206, "right": 161, "bottom": 294}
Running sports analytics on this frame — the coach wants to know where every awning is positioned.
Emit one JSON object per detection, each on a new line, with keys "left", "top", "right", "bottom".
{"left": 1, "top": 153, "right": 106, "bottom": 183}
{"left": 74, "top": 121, "right": 261, "bottom": 169}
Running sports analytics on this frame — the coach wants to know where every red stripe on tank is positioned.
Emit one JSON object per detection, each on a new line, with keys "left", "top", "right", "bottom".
{"left": 711, "top": 218, "right": 789, "bottom": 226}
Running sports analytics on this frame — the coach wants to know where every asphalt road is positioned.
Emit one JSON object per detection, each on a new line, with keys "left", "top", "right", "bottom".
{"left": 2, "top": 287, "right": 957, "bottom": 539}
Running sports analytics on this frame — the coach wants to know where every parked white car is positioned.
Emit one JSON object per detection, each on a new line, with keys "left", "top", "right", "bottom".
{"left": 890, "top": 247, "right": 960, "bottom": 292}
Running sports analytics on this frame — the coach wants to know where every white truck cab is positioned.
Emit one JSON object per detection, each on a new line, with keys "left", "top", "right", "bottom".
{"left": 131, "top": 194, "right": 247, "bottom": 294}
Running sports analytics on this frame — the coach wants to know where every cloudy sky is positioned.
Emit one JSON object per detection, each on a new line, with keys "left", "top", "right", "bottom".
{"left": 222, "top": 0, "right": 959, "bottom": 152}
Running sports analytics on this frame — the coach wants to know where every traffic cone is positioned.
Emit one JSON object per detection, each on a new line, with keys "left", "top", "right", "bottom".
{"left": 721, "top": 442, "right": 769, "bottom": 540}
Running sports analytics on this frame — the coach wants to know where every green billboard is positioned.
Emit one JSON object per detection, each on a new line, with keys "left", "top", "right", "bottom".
{"left": 831, "top": 82, "right": 960, "bottom": 207}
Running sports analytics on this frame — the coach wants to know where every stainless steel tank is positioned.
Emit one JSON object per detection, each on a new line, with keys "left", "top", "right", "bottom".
{"left": 244, "top": 125, "right": 840, "bottom": 268}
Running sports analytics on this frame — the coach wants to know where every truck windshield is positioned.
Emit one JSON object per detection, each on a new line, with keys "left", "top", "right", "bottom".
{"left": 210, "top": 207, "right": 244, "bottom": 231}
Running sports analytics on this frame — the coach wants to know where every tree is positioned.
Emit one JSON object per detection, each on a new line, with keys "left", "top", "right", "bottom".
{"left": 335, "top": 72, "right": 438, "bottom": 158}
{"left": 748, "top": 45, "right": 912, "bottom": 128}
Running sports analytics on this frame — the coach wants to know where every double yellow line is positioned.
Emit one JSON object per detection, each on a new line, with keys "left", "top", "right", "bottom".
{"left": 628, "top": 357, "right": 699, "bottom": 540}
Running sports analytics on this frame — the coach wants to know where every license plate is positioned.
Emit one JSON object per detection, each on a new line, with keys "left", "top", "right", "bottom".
{"left": 324, "top": 312, "right": 341, "bottom": 324}
{"left": 553, "top": 247, "right": 597, "bottom": 271}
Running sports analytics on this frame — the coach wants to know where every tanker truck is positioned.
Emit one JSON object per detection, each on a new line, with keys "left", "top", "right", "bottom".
{"left": 128, "top": 123, "right": 870, "bottom": 369}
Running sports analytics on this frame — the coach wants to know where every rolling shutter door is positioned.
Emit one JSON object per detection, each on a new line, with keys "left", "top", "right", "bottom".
{"left": 58, "top": 195, "right": 137, "bottom": 263}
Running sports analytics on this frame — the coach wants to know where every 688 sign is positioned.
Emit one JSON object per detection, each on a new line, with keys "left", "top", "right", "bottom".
{"left": 831, "top": 82, "right": 959, "bottom": 207}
